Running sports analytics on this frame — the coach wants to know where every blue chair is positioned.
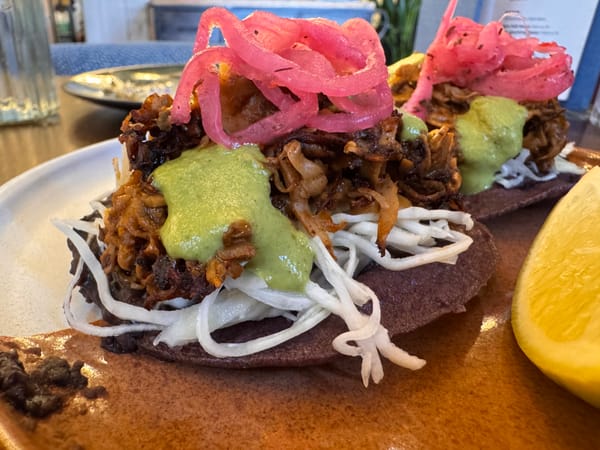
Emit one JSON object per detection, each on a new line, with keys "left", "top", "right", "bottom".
{"left": 50, "top": 41, "right": 194, "bottom": 75}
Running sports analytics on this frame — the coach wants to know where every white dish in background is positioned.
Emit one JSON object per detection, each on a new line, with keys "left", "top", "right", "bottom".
{"left": 0, "top": 139, "right": 121, "bottom": 336}
{"left": 62, "top": 64, "right": 182, "bottom": 110}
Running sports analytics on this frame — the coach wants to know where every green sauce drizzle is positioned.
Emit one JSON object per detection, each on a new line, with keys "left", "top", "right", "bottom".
{"left": 401, "top": 112, "right": 428, "bottom": 141}
{"left": 456, "top": 96, "right": 528, "bottom": 194}
{"left": 152, "top": 144, "right": 313, "bottom": 292}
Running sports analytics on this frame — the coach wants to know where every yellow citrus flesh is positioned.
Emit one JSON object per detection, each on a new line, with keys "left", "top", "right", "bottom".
{"left": 512, "top": 166, "right": 600, "bottom": 408}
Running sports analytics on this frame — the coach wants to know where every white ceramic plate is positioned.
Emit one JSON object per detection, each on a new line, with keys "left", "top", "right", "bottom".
{"left": 0, "top": 139, "right": 121, "bottom": 336}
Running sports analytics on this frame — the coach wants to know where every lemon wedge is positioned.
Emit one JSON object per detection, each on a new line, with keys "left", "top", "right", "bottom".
{"left": 387, "top": 52, "right": 425, "bottom": 77}
{"left": 512, "top": 166, "right": 600, "bottom": 408}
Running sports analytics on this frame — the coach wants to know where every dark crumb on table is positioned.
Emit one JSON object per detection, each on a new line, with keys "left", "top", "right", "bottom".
{"left": 82, "top": 385, "right": 108, "bottom": 399}
{"left": 22, "top": 346, "right": 42, "bottom": 356}
{"left": 0, "top": 348, "right": 107, "bottom": 418}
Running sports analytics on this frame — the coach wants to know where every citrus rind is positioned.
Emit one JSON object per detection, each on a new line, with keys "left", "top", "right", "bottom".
{"left": 512, "top": 167, "right": 600, "bottom": 408}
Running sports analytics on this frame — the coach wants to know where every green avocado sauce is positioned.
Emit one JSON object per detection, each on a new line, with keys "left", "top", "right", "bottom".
{"left": 455, "top": 96, "right": 528, "bottom": 194}
{"left": 151, "top": 144, "right": 313, "bottom": 292}
{"left": 401, "top": 112, "right": 428, "bottom": 141}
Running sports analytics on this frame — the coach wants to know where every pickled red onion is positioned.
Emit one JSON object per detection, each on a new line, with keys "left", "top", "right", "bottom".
{"left": 171, "top": 7, "right": 392, "bottom": 147}
{"left": 404, "top": 0, "right": 574, "bottom": 118}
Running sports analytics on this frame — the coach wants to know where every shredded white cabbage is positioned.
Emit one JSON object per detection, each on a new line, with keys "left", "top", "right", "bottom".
{"left": 55, "top": 204, "right": 475, "bottom": 386}
{"left": 494, "top": 143, "right": 585, "bottom": 189}
{"left": 557, "top": 142, "right": 587, "bottom": 175}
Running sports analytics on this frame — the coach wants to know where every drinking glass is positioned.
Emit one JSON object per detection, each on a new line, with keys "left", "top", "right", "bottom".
{"left": 1, "top": 0, "right": 59, "bottom": 125}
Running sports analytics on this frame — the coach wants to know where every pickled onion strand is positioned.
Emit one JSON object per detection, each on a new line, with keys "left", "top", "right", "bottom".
{"left": 174, "top": 47, "right": 319, "bottom": 146}
{"left": 193, "top": 9, "right": 308, "bottom": 88}
{"left": 197, "top": 70, "right": 234, "bottom": 148}
{"left": 341, "top": 17, "right": 387, "bottom": 69}
{"left": 173, "top": 7, "right": 393, "bottom": 146}
{"left": 253, "top": 80, "right": 296, "bottom": 111}
{"left": 403, "top": 0, "right": 457, "bottom": 117}
{"left": 403, "top": 0, "right": 573, "bottom": 115}
{"left": 308, "top": 82, "right": 392, "bottom": 132}
{"left": 279, "top": 45, "right": 338, "bottom": 81}
{"left": 306, "top": 107, "right": 387, "bottom": 133}
{"left": 192, "top": 7, "right": 386, "bottom": 94}
{"left": 469, "top": 51, "right": 574, "bottom": 101}
{"left": 232, "top": 91, "right": 318, "bottom": 145}
{"left": 242, "top": 11, "right": 302, "bottom": 53}
{"left": 173, "top": 45, "right": 278, "bottom": 122}
{"left": 297, "top": 18, "right": 367, "bottom": 71}
{"left": 328, "top": 82, "right": 388, "bottom": 114}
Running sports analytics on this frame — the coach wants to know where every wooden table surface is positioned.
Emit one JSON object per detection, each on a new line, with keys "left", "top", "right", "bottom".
{"left": 0, "top": 79, "right": 126, "bottom": 186}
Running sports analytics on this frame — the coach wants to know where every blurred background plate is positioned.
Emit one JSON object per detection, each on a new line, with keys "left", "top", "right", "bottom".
{"left": 62, "top": 63, "right": 182, "bottom": 109}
